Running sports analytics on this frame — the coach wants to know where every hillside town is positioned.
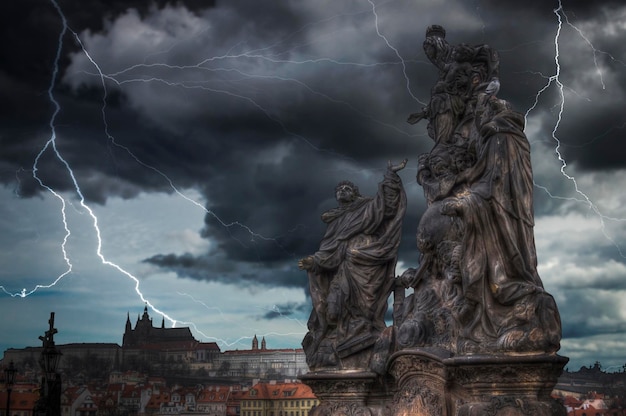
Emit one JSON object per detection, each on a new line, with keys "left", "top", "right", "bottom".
{"left": 1, "top": 307, "right": 625, "bottom": 416}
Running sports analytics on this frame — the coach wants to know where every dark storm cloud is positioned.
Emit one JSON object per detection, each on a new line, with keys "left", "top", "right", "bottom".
{"left": 560, "top": 289, "right": 626, "bottom": 339}
{"left": 143, "top": 251, "right": 309, "bottom": 290}
{"left": 259, "top": 302, "right": 309, "bottom": 321}
{"left": 0, "top": 0, "right": 216, "bottom": 111}
{"left": 0, "top": 0, "right": 214, "bottom": 199}
{"left": 2, "top": 0, "right": 624, "bottom": 292}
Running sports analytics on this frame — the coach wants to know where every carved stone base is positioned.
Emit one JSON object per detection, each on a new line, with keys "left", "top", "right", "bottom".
{"left": 445, "top": 353, "right": 568, "bottom": 416}
{"left": 385, "top": 349, "right": 568, "bottom": 416}
{"left": 387, "top": 348, "right": 452, "bottom": 416}
{"left": 300, "top": 370, "right": 395, "bottom": 416}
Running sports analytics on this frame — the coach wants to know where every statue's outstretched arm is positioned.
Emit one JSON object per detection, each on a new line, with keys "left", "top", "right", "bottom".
{"left": 388, "top": 158, "right": 408, "bottom": 173}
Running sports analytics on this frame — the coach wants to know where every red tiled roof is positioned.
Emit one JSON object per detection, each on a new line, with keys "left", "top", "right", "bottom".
{"left": 241, "top": 382, "right": 316, "bottom": 401}
{"left": 0, "top": 391, "right": 39, "bottom": 410}
{"left": 197, "top": 386, "right": 242, "bottom": 404}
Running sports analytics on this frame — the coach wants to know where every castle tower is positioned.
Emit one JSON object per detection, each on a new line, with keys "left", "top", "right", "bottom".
{"left": 123, "top": 305, "right": 196, "bottom": 348}
{"left": 123, "top": 312, "right": 133, "bottom": 347}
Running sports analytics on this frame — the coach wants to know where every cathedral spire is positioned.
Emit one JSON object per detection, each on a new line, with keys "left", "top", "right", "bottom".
{"left": 252, "top": 334, "right": 259, "bottom": 350}
{"left": 142, "top": 303, "right": 150, "bottom": 321}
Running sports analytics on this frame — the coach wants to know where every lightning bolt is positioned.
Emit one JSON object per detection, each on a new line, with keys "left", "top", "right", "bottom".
{"left": 366, "top": 0, "right": 426, "bottom": 107}
{"left": 0, "top": 0, "right": 187, "bottom": 330}
{"left": 1, "top": 1, "right": 72, "bottom": 299}
{"left": 525, "top": 0, "right": 626, "bottom": 258}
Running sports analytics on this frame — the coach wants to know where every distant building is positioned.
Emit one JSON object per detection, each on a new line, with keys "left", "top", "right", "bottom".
{"left": 121, "top": 306, "right": 221, "bottom": 366}
{"left": 2, "top": 306, "right": 307, "bottom": 382}
{"left": 196, "top": 385, "right": 230, "bottom": 415}
{"left": 214, "top": 336, "right": 307, "bottom": 379}
{"left": 239, "top": 381, "right": 318, "bottom": 416}
{"left": 123, "top": 306, "right": 195, "bottom": 348}
{"left": 0, "top": 382, "right": 39, "bottom": 416}
{"left": 3, "top": 343, "right": 120, "bottom": 373}
{"left": 61, "top": 386, "right": 98, "bottom": 416}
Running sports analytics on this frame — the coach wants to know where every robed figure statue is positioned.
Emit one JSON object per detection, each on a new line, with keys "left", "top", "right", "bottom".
{"left": 299, "top": 160, "right": 407, "bottom": 370}
{"left": 397, "top": 25, "right": 561, "bottom": 355}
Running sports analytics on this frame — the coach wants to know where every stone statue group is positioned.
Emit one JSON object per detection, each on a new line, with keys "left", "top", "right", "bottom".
{"left": 299, "top": 25, "right": 562, "bottom": 374}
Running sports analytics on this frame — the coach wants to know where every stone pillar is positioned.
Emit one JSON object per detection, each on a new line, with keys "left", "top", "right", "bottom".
{"left": 386, "top": 349, "right": 568, "bottom": 416}
{"left": 444, "top": 353, "right": 568, "bottom": 416}
{"left": 300, "top": 370, "right": 395, "bottom": 416}
{"left": 387, "top": 348, "right": 452, "bottom": 416}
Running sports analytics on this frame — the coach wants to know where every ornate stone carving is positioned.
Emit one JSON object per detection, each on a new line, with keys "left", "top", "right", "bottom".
{"left": 444, "top": 353, "right": 568, "bottom": 416}
{"left": 299, "top": 161, "right": 408, "bottom": 372}
{"left": 311, "top": 402, "right": 373, "bottom": 416}
{"left": 300, "top": 371, "right": 393, "bottom": 416}
{"left": 387, "top": 350, "right": 449, "bottom": 416}
{"left": 390, "top": 379, "right": 443, "bottom": 416}
{"left": 397, "top": 24, "right": 562, "bottom": 356}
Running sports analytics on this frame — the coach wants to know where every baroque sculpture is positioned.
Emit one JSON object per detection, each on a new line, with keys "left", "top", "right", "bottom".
{"left": 300, "top": 24, "right": 567, "bottom": 416}
{"left": 398, "top": 24, "right": 562, "bottom": 355}
{"left": 299, "top": 159, "right": 407, "bottom": 371}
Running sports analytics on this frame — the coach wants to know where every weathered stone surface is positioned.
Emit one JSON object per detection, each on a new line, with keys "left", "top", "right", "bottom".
{"left": 387, "top": 348, "right": 451, "bottom": 416}
{"left": 299, "top": 161, "right": 408, "bottom": 372}
{"left": 445, "top": 353, "right": 568, "bottom": 416}
{"left": 300, "top": 370, "right": 395, "bottom": 416}
{"left": 398, "top": 24, "right": 562, "bottom": 355}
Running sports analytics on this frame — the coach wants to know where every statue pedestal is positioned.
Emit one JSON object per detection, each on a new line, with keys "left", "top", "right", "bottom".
{"left": 386, "top": 349, "right": 568, "bottom": 416}
{"left": 300, "top": 370, "right": 394, "bottom": 416}
{"left": 445, "top": 353, "right": 568, "bottom": 416}
{"left": 387, "top": 348, "right": 452, "bottom": 416}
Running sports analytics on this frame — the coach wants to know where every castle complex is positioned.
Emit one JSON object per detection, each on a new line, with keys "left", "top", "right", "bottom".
{"left": 3, "top": 306, "right": 307, "bottom": 380}
{"left": 123, "top": 305, "right": 196, "bottom": 348}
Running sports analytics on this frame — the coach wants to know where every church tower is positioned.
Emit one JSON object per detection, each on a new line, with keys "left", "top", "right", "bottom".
{"left": 252, "top": 334, "right": 259, "bottom": 350}
{"left": 261, "top": 336, "right": 266, "bottom": 350}
{"left": 123, "top": 305, "right": 196, "bottom": 348}
{"left": 123, "top": 312, "right": 134, "bottom": 347}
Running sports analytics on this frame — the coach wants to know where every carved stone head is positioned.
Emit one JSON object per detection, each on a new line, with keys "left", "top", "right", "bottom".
{"left": 335, "top": 180, "right": 361, "bottom": 205}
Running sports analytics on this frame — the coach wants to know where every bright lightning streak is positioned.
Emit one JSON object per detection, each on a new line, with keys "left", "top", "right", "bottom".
{"left": 526, "top": 0, "right": 626, "bottom": 258}
{"left": 0, "top": 0, "right": 183, "bottom": 330}
{"left": 366, "top": 0, "right": 426, "bottom": 106}
{"left": 0, "top": 1, "right": 73, "bottom": 299}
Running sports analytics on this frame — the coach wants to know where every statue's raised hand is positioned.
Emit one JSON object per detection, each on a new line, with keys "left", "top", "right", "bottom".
{"left": 298, "top": 256, "right": 314, "bottom": 271}
{"left": 407, "top": 109, "right": 426, "bottom": 125}
{"left": 388, "top": 158, "right": 408, "bottom": 173}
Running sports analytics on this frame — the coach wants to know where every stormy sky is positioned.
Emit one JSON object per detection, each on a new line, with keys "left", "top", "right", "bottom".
{"left": 1, "top": 0, "right": 625, "bottom": 372}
